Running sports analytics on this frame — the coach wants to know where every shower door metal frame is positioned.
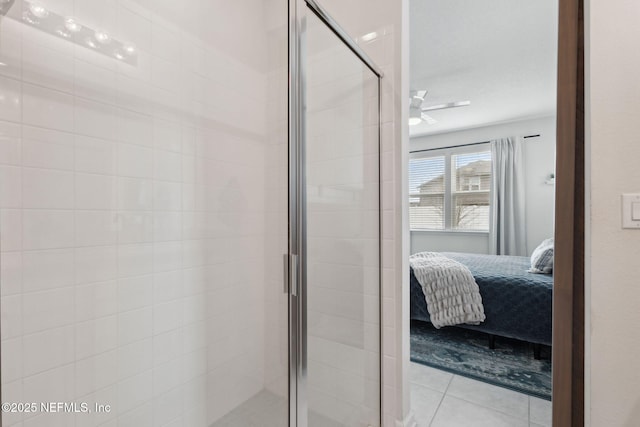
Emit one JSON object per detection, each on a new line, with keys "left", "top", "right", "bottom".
{"left": 288, "top": 0, "right": 384, "bottom": 426}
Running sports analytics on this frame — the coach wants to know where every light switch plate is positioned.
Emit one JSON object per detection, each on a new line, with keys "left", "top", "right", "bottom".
{"left": 622, "top": 194, "right": 640, "bottom": 229}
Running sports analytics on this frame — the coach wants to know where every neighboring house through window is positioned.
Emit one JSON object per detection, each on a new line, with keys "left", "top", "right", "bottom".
{"left": 409, "top": 145, "right": 492, "bottom": 231}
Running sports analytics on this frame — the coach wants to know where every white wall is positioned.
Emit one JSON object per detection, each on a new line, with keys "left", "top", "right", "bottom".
{"left": 586, "top": 0, "right": 640, "bottom": 425}
{"left": 410, "top": 116, "right": 556, "bottom": 255}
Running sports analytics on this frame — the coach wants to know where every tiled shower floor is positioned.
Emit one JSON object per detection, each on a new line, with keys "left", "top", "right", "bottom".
{"left": 210, "top": 390, "right": 342, "bottom": 427}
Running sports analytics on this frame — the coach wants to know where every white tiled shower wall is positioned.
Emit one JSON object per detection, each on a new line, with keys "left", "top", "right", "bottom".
{"left": 315, "top": 1, "right": 406, "bottom": 425}
{"left": 305, "top": 13, "right": 381, "bottom": 424}
{"left": 0, "top": 0, "right": 287, "bottom": 426}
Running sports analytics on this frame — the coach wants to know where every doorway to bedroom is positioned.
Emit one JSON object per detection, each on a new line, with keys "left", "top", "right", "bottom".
{"left": 406, "top": 1, "right": 558, "bottom": 425}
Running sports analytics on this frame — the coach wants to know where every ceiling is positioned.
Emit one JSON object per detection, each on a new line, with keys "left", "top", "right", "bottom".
{"left": 409, "top": 0, "right": 558, "bottom": 137}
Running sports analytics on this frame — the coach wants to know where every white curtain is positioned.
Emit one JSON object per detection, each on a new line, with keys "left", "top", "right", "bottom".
{"left": 489, "top": 137, "right": 527, "bottom": 256}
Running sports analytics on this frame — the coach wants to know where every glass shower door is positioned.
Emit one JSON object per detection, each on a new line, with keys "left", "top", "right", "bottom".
{"left": 302, "top": 6, "right": 381, "bottom": 426}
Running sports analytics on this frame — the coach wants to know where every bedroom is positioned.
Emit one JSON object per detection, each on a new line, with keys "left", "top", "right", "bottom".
{"left": 407, "top": 1, "right": 558, "bottom": 425}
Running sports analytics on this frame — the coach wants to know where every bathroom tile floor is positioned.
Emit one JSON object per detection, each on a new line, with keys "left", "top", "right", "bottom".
{"left": 410, "top": 362, "right": 552, "bottom": 427}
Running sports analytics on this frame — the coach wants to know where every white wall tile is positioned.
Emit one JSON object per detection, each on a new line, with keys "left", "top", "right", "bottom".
{"left": 116, "top": 339, "right": 151, "bottom": 384}
{"left": 117, "top": 402, "right": 153, "bottom": 427}
{"left": 1, "top": 336, "right": 23, "bottom": 384}
{"left": 151, "top": 23, "right": 180, "bottom": 61}
{"left": 22, "top": 287, "right": 74, "bottom": 334}
{"left": 22, "top": 326, "right": 74, "bottom": 376}
{"left": 75, "top": 211, "right": 118, "bottom": 247}
{"left": 118, "top": 211, "right": 154, "bottom": 244}
{"left": 75, "top": 349, "right": 118, "bottom": 397}
{"left": 22, "top": 210, "right": 74, "bottom": 250}
{"left": 118, "top": 177, "right": 154, "bottom": 211}
{"left": 153, "top": 181, "right": 182, "bottom": 211}
{"left": 118, "top": 275, "right": 153, "bottom": 312}
{"left": 22, "top": 83, "right": 73, "bottom": 132}
{"left": 74, "top": 245, "right": 117, "bottom": 285}
{"left": 0, "top": 165, "right": 22, "bottom": 208}
{"left": 152, "top": 329, "right": 183, "bottom": 367}
{"left": 22, "top": 126, "right": 74, "bottom": 171}
{"left": 117, "top": 371, "right": 152, "bottom": 414}
{"left": 152, "top": 241, "right": 182, "bottom": 272}
{"left": 0, "top": 76, "right": 21, "bottom": 122}
{"left": 75, "top": 173, "right": 116, "bottom": 210}
{"left": 153, "top": 150, "right": 181, "bottom": 182}
{"left": 118, "top": 109, "right": 153, "bottom": 146}
{"left": 0, "top": 209, "right": 21, "bottom": 251}
{"left": 152, "top": 357, "right": 184, "bottom": 397}
{"left": 22, "top": 364, "right": 75, "bottom": 406}
{"left": 22, "top": 249, "right": 75, "bottom": 292}
{"left": 75, "top": 315, "right": 118, "bottom": 360}
{"left": 118, "top": 143, "right": 153, "bottom": 178}
{"left": 117, "top": 243, "right": 153, "bottom": 278}
{"left": 75, "top": 135, "right": 117, "bottom": 175}
{"left": 22, "top": 168, "right": 74, "bottom": 209}
{"left": 153, "top": 300, "right": 183, "bottom": 335}
{"left": 22, "top": 41, "right": 74, "bottom": 93}
{"left": 1, "top": 294, "right": 22, "bottom": 339}
{"left": 153, "top": 212, "right": 182, "bottom": 242}
{"left": 74, "top": 97, "right": 119, "bottom": 138}
{"left": 118, "top": 307, "right": 152, "bottom": 345}
{"left": 75, "top": 280, "right": 118, "bottom": 322}
{"left": 75, "top": 59, "right": 118, "bottom": 105}
{"left": 0, "top": 121, "right": 21, "bottom": 165}
{"left": 153, "top": 119, "right": 181, "bottom": 152}
{"left": 0, "top": 252, "right": 22, "bottom": 296}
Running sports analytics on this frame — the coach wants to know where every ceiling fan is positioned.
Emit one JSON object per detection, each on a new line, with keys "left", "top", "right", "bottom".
{"left": 409, "top": 90, "right": 471, "bottom": 126}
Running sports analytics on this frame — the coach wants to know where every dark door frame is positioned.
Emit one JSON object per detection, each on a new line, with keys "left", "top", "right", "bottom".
{"left": 553, "top": 0, "right": 584, "bottom": 425}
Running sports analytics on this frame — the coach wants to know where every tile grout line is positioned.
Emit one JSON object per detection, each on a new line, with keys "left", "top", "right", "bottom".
{"left": 440, "top": 390, "right": 531, "bottom": 423}
{"left": 427, "top": 373, "right": 454, "bottom": 427}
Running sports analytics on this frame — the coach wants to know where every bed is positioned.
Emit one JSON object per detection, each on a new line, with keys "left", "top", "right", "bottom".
{"left": 410, "top": 252, "right": 553, "bottom": 347}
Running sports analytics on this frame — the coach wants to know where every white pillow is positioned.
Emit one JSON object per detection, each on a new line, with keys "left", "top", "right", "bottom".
{"left": 529, "top": 238, "right": 554, "bottom": 274}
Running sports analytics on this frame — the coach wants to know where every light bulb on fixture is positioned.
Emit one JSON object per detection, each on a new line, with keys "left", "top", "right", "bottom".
{"left": 28, "top": 2, "right": 48, "bottom": 18}
{"left": 85, "top": 38, "right": 97, "bottom": 48}
{"left": 56, "top": 28, "right": 71, "bottom": 38}
{"left": 123, "top": 43, "right": 136, "bottom": 55}
{"left": 64, "top": 17, "right": 82, "bottom": 33}
{"left": 94, "top": 30, "right": 111, "bottom": 44}
{"left": 114, "top": 51, "right": 125, "bottom": 60}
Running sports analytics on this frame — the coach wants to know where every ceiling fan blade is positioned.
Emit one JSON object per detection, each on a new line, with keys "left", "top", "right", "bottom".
{"left": 422, "top": 100, "right": 471, "bottom": 112}
{"left": 421, "top": 113, "right": 437, "bottom": 125}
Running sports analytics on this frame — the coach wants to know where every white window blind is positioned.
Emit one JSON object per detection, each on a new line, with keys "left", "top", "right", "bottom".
{"left": 409, "top": 155, "right": 445, "bottom": 229}
{"left": 409, "top": 147, "right": 492, "bottom": 231}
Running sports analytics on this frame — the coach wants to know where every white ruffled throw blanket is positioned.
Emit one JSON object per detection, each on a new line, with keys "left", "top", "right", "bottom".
{"left": 409, "top": 252, "right": 486, "bottom": 328}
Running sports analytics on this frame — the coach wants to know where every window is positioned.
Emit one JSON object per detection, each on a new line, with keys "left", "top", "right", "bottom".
{"left": 409, "top": 147, "right": 492, "bottom": 231}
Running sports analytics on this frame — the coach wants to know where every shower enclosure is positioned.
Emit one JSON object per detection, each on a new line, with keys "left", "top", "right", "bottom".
{"left": 0, "top": 0, "right": 381, "bottom": 425}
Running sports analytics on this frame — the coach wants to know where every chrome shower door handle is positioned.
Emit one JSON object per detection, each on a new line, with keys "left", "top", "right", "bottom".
{"left": 284, "top": 253, "right": 298, "bottom": 296}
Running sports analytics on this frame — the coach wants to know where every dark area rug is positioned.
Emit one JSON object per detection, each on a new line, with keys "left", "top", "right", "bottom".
{"left": 410, "top": 320, "right": 551, "bottom": 400}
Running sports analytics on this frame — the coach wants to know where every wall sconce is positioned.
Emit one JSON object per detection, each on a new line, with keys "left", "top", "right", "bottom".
{"left": 21, "top": 1, "right": 137, "bottom": 66}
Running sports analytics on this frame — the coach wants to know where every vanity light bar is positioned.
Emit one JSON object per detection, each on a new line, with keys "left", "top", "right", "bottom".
{"left": 22, "top": 1, "right": 137, "bottom": 66}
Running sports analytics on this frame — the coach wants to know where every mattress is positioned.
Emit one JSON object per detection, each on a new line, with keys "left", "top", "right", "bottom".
{"left": 410, "top": 252, "right": 553, "bottom": 345}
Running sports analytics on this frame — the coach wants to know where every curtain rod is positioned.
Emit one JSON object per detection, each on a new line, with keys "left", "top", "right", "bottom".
{"left": 410, "top": 134, "right": 541, "bottom": 154}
